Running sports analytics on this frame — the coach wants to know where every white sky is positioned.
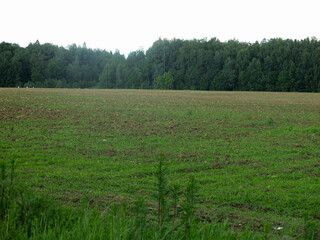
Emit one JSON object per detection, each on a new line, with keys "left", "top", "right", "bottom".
{"left": 1, "top": 0, "right": 320, "bottom": 54}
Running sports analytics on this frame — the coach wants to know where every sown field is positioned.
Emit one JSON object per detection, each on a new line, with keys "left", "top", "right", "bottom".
{"left": 0, "top": 88, "right": 319, "bottom": 237}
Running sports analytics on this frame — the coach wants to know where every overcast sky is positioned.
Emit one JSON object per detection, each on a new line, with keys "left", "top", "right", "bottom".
{"left": 1, "top": 0, "right": 320, "bottom": 54}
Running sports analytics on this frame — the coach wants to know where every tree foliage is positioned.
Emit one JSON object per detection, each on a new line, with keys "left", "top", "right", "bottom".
{"left": 154, "top": 72, "right": 174, "bottom": 90}
{"left": 1, "top": 38, "right": 320, "bottom": 92}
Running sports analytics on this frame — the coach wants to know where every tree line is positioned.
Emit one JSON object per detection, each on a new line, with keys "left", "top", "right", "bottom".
{"left": 1, "top": 38, "right": 320, "bottom": 92}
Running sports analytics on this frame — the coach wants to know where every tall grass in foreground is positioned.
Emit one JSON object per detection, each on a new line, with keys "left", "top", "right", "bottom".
{"left": 0, "top": 159, "right": 318, "bottom": 240}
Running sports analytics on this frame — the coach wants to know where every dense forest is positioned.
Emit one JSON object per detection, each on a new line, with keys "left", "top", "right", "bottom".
{"left": 1, "top": 38, "right": 320, "bottom": 92}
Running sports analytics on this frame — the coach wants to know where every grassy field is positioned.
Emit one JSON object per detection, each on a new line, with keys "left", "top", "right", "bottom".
{"left": 0, "top": 88, "right": 319, "bottom": 238}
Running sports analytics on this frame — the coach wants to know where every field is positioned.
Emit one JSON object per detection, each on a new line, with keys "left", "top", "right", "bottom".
{"left": 0, "top": 88, "right": 320, "bottom": 238}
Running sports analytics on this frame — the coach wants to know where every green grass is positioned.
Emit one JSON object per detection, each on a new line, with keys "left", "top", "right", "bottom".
{"left": 0, "top": 155, "right": 264, "bottom": 239}
{"left": 0, "top": 88, "right": 319, "bottom": 238}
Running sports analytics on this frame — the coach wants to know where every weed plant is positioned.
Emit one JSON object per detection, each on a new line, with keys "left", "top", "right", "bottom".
{"left": 1, "top": 157, "right": 319, "bottom": 239}
{"left": 0, "top": 159, "right": 273, "bottom": 240}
